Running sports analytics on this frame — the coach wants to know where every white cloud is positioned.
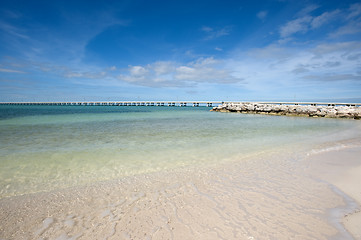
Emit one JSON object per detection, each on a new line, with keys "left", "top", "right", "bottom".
{"left": 0, "top": 68, "right": 25, "bottom": 73}
{"left": 330, "top": 22, "right": 361, "bottom": 38}
{"left": 347, "top": 3, "right": 361, "bottom": 19}
{"left": 280, "top": 16, "right": 312, "bottom": 38}
{"left": 280, "top": 3, "right": 361, "bottom": 39}
{"left": 257, "top": 11, "right": 268, "bottom": 20}
{"left": 303, "top": 74, "right": 361, "bottom": 82}
{"left": 329, "top": 5, "right": 361, "bottom": 38}
{"left": 65, "top": 72, "right": 83, "bottom": 78}
{"left": 113, "top": 41, "right": 358, "bottom": 90}
{"left": 0, "top": 7, "right": 130, "bottom": 75}
{"left": 201, "top": 26, "right": 232, "bottom": 40}
{"left": 50, "top": 40, "right": 361, "bottom": 91}
{"left": 0, "top": 21, "right": 29, "bottom": 39}
{"left": 227, "top": 41, "right": 361, "bottom": 94}
{"left": 119, "top": 66, "right": 149, "bottom": 84}
{"left": 2, "top": 10, "right": 22, "bottom": 19}
{"left": 296, "top": 4, "right": 319, "bottom": 17}
{"left": 201, "top": 26, "right": 213, "bottom": 32}
{"left": 64, "top": 70, "right": 107, "bottom": 79}
{"left": 192, "top": 57, "right": 219, "bottom": 67}
{"left": 247, "top": 44, "right": 293, "bottom": 60}
{"left": 153, "top": 61, "right": 175, "bottom": 75}
{"left": 311, "top": 41, "right": 361, "bottom": 57}
{"left": 117, "top": 57, "right": 243, "bottom": 87}
{"left": 311, "top": 10, "right": 340, "bottom": 29}
{"left": 129, "top": 66, "right": 148, "bottom": 77}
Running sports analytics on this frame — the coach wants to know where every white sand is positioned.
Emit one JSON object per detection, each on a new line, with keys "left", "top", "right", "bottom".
{"left": 306, "top": 145, "right": 361, "bottom": 239}
{"left": 1, "top": 145, "right": 356, "bottom": 240}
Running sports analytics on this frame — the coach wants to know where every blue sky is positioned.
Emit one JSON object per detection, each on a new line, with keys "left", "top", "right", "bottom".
{"left": 0, "top": 0, "right": 361, "bottom": 102}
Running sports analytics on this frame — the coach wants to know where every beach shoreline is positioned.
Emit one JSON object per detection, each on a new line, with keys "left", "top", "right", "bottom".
{"left": 1, "top": 140, "right": 360, "bottom": 239}
{"left": 306, "top": 142, "right": 361, "bottom": 239}
{"left": 1, "top": 105, "right": 361, "bottom": 239}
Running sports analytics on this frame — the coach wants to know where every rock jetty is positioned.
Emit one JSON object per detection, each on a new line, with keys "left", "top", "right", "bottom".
{"left": 211, "top": 102, "right": 361, "bottom": 119}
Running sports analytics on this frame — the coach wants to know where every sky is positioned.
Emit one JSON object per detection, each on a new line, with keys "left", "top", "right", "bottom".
{"left": 0, "top": 0, "right": 361, "bottom": 102}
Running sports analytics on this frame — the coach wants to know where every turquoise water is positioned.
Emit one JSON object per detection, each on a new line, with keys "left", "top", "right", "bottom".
{"left": 0, "top": 105, "right": 358, "bottom": 198}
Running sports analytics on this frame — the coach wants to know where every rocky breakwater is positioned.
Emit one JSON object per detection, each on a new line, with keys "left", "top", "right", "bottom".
{"left": 211, "top": 102, "right": 361, "bottom": 119}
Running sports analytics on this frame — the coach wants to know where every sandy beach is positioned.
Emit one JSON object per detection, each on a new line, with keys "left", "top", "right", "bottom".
{"left": 1, "top": 139, "right": 361, "bottom": 240}
{"left": 306, "top": 141, "right": 361, "bottom": 239}
{"left": 1, "top": 0, "right": 361, "bottom": 238}
{"left": 1, "top": 106, "right": 361, "bottom": 240}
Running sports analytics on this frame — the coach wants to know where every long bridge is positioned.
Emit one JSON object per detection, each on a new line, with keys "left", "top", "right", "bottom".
{"left": 0, "top": 101, "right": 223, "bottom": 107}
{"left": 0, "top": 101, "right": 360, "bottom": 107}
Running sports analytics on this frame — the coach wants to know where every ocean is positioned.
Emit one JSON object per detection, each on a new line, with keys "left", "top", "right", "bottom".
{"left": 1, "top": 104, "right": 361, "bottom": 239}
{"left": 0, "top": 104, "right": 358, "bottom": 199}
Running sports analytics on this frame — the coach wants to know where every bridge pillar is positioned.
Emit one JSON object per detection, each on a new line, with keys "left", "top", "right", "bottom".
{"left": 193, "top": 102, "right": 199, "bottom": 107}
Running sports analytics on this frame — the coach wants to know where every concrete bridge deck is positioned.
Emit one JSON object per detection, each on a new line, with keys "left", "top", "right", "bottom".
{"left": 0, "top": 101, "right": 360, "bottom": 107}
{"left": 0, "top": 101, "right": 222, "bottom": 107}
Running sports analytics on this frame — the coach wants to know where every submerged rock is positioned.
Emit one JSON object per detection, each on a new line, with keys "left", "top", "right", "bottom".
{"left": 211, "top": 102, "right": 361, "bottom": 119}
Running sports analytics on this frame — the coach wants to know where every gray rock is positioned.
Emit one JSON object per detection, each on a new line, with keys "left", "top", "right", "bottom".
{"left": 211, "top": 102, "right": 361, "bottom": 119}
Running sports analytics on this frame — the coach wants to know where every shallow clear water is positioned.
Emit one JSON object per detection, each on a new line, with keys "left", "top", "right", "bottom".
{"left": 0, "top": 105, "right": 358, "bottom": 198}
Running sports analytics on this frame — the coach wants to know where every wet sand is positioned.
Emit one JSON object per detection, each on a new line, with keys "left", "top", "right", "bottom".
{"left": 1, "top": 143, "right": 359, "bottom": 240}
{"left": 306, "top": 141, "right": 361, "bottom": 239}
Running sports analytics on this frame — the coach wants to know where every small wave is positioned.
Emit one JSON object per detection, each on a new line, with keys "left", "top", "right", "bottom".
{"left": 307, "top": 141, "right": 361, "bottom": 156}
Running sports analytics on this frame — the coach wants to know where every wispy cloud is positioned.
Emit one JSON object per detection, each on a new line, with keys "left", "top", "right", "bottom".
{"left": 201, "top": 26, "right": 213, "bottom": 32}
{"left": 311, "top": 41, "right": 361, "bottom": 57}
{"left": 347, "top": 3, "right": 361, "bottom": 19}
{"left": 15, "top": 57, "right": 242, "bottom": 88}
{"left": 0, "top": 68, "right": 25, "bottom": 73}
{"left": 329, "top": 3, "right": 361, "bottom": 38}
{"left": 1, "top": 9, "right": 22, "bottom": 19}
{"left": 257, "top": 11, "right": 268, "bottom": 20}
{"left": 303, "top": 73, "right": 361, "bottom": 82}
{"left": 1, "top": 2, "right": 360, "bottom": 101}
{"left": 65, "top": 71, "right": 108, "bottom": 79}
{"left": 280, "top": 4, "right": 360, "bottom": 39}
{"left": 108, "top": 66, "right": 117, "bottom": 71}
{"left": 0, "top": 21, "right": 29, "bottom": 39}
{"left": 329, "top": 22, "right": 361, "bottom": 38}
{"left": 280, "top": 16, "right": 313, "bottom": 38}
{"left": 4, "top": 38, "right": 360, "bottom": 91}
{"left": 296, "top": 4, "right": 319, "bottom": 17}
{"left": 117, "top": 57, "right": 243, "bottom": 87}
{"left": 111, "top": 40, "right": 360, "bottom": 88}
{"left": 311, "top": 10, "right": 340, "bottom": 29}
{"left": 0, "top": 6, "right": 129, "bottom": 72}
{"left": 201, "top": 26, "right": 232, "bottom": 40}
{"left": 226, "top": 40, "right": 361, "bottom": 95}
